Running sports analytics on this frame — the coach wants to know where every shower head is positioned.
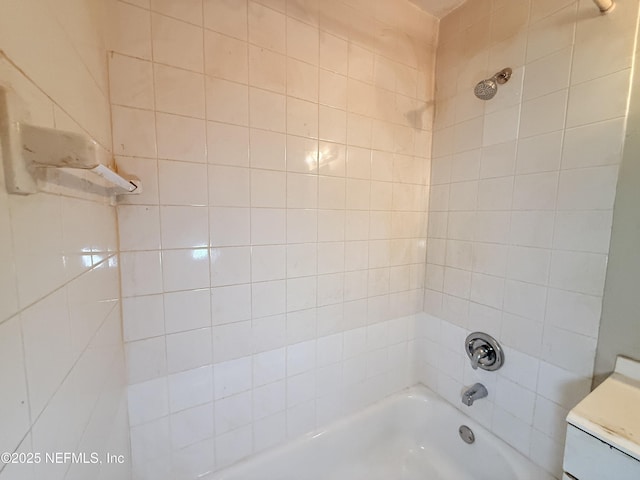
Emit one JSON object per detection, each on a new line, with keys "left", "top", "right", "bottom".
{"left": 474, "top": 68, "right": 512, "bottom": 100}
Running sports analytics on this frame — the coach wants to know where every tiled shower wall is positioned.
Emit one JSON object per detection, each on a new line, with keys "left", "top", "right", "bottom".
{"left": 418, "top": 0, "right": 639, "bottom": 476}
{"left": 110, "top": 0, "right": 436, "bottom": 477}
{"left": 0, "top": 1, "right": 130, "bottom": 479}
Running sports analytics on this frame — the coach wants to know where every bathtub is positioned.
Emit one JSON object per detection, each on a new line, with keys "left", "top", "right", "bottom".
{"left": 210, "top": 385, "right": 555, "bottom": 480}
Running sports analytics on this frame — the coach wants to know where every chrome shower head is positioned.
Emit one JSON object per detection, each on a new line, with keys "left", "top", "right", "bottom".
{"left": 474, "top": 68, "right": 512, "bottom": 100}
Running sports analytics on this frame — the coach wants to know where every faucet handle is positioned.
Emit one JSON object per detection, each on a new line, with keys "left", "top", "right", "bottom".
{"left": 465, "top": 332, "right": 504, "bottom": 372}
{"left": 470, "top": 345, "right": 489, "bottom": 370}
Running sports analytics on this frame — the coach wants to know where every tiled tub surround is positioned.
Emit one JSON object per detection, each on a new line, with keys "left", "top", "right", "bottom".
{"left": 110, "top": 0, "right": 436, "bottom": 477}
{"left": 419, "top": 0, "right": 639, "bottom": 477}
{"left": 0, "top": 0, "right": 130, "bottom": 479}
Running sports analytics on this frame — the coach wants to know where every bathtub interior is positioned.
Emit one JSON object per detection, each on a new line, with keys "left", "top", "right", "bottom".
{"left": 210, "top": 386, "right": 555, "bottom": 480}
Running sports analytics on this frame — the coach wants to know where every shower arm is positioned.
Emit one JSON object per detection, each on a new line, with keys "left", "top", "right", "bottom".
{"left": 494, "top": 68, "right": 512, "bottom": 85}
{"left": 593, "top": 0, "right": 615, "bottom": 13}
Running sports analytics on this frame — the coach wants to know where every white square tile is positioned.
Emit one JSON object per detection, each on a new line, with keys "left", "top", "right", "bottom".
{"left": 251, "top": 208, "right": 286, "bottom": 244}
{"left": 533, "top": 395, "right": 568, "bottom": 443}
{"left": 250, "top": 129, "right": 286, "bottom": 170}
{"left": 118, "top": 205, "right": 161, "bottom": 251}
{"left": 287, "top": 340, "right": 316, "bottom": 376}
{"left": 545, "top": 288, "right": 601, "bottom": 338}
{"left": 491, "top": 407, "right": 531, "bottom": 456}
{"left": 509, "top": 211, "right": 555, "bottom": 248}
{"left": 204, "top": 30, "right": 248, "bottom": 83}
{"left": 164, "top": 289, "right": 211, "bottom": 334}
{"left": 516, "top": 131, "right": 562, "bottom": 174}
{"left": 253, "top": 348, "right": 286, "bottom": 387}
{"left": 287, "top": 371, "right": 316, "bottom": 407}
{"left": 286, "top": 173, "right": 318, "bottom": 208}
{"left": 204, "top": 0, "right": 247, "bottom": 40}
{"left": 248, "top": 1, "right": 286, "bottom": 53}
{"left": 109, "top": 54, "right": 154, "bottom": 109}
{"left": 477, "top": 177, "right": 513, "bottom": 211}
{"left": 151, "top": 0, "right": 203, "bottom": 25}
{"left": 562, "top": 118, "right": 625, "bottom": 169}
{"left": 154, "top": 64, "right": 205, "bottom": 118}
{"left": 252, "top": 280, "right": 286, "bottom": 317}
{"left": 253, "top": 380, "right": 285, "bottom": 420}
{"left": 206, "top": 77, "right": 249, "bottom": 125}
{"left": 170, "top": 403, "right": 213, "bottom": 450}
{"left": 506, "top": 246, "right": 551, "bottom": 285}
{"left": 526, "top": 3, "right": 576, "bottom": 62}
{"left": 211, "top": 284, "right": 252, "bottom": 325}
{"left": 166, "top": 328, "right": 212, "bottom": 373}
{"left": 287, "top": 58, "right": 318, "bottom": 102}
{"left": 213, "top": 321, "right": 252, "bottom": 362}
{"left": 541, "top": 326, "right": 597, "bottom": 376}
{"left": 112, "top": 106, "right": 157, "bottom": 157}
{"left": 215, "top": 424, "right": 252, "bottom": 468}
{"left": 287, "top": 17, "right": 318, "bottom": 64}
{"left": 512, "top": 172, "right": 558, "bottom": 211}
{"left": 152, "top": 13, "right": 203, "bottom": 72}
{"left": 286, "top": 308, "right": 317, "bottom": 344}
{"left": 470, "top": 272, "right": 505, "bottom": 309}
{"left": 320, "top": 32, "right": 347, "bottom": 74}
{"left": 120, "top": 251, "right": 163, "bottom": 297}
{"left": 251, "top": 314, "right": 287, "bottom": 353}
{"left": 494, "top": 375, "right": 536, "bottom": 423}
{"left": 318, "top": 210, "right": 345, "bottom": 242}
{"left": 156, "top": 113, "right": 206, "bottom": 163}
{"left": 210, "top": 207, "right": 250, "bottom": 247}
{"left": 556, "top": 166, "right": 619, "bottom": 211}
{"left": 287, "top": 97, "right": 318, "bottom": 138}
{"left": 123, "top": 294, "right": 165, "bottom": 341}
{"left": 553, "top": 210, "right": 613, "bottom": 254}
{"left": 566, "top": 69, "right": 630, "bottom": 128}
{"left": 251, "top": 169, "right": 286, "bottom": 207}
{"left": 128, "top": 377, "right": 169, "bottom": 426}
{"left": 289, "top": 136, "right": 320, "bottom": 173}
{"left": 159, "top": 160, "right": 208, "bottom": 205}
{"left": 210, "top": 246, "right": 251, "bottom": 287}
{"left": 519, "top": 89, "right": 567, "bottom": 139}
{"left": 213, "top": 357, "right": 252, "bottom": 400}
{"left": 168, "top": 366, "right": 213, "bottom": 412}
{"left": 248, "top": 44, "right": 286, "bottom": 93}
{"left": 250, "top": 88, "right": 286, "bottom": 133}
{"left": 503, "top": 279, "right": 547, "bottom": 322}
{"left": 252, "top": 245, "right": 286, "bottom": 282}
{"left": 536, "top": 361, "right": 591, "bottom": 410}
{"left": 319, "top": 70, "right": 347, "bottom": 109}
{"left": 501, "top": 313, "right": 544, "bottom": 358}
{"left": 126, "top": 336, "right": 167, "bottom": 384}
{"left": 209, "top": 166, "right": 250, "bottom": 207}
{"left": 162, "top": 248, "right": 210, "bottom": 291}
{"left": 215, "top": 391, "right": 252, "bottom": 435}
{"left": 549, "top": 250, "right": 608, "bottom": 296}
{"left": 110, "top": 1, "right": 152, "bottom": 59}
{"left": 0, "top": 318, "right": 30, "bottom": 455}
{"left": 523, "top": 47, "right": 572, "bottom": 101}
{"left": 208, "top": 122, "right": 249, "bottom": 166}
{"left": 160, "top": 206, "right": 208, "bottom": 249}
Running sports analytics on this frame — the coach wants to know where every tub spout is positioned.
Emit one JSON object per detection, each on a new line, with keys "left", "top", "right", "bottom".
{"left": 462, "top": 383, "right": 488, "bottom": 407}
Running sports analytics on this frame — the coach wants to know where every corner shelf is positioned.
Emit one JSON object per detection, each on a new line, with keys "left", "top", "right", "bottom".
{"left": 0, "top": 86, "right": 141, "bottom": 197}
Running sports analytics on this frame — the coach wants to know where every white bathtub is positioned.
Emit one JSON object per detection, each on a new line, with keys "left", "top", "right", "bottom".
{"left": 210, "top": 386, "right": 555, "bottom": 480}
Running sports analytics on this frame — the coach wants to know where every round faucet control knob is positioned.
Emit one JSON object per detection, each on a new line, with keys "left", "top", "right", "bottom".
{"left": 465, "top": 332, "right": 504, "bottom": 371}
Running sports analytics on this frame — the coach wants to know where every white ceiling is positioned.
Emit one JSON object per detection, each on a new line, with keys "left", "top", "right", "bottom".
{"left": 409, "top": 0, "right": 467, "bottom": 18}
